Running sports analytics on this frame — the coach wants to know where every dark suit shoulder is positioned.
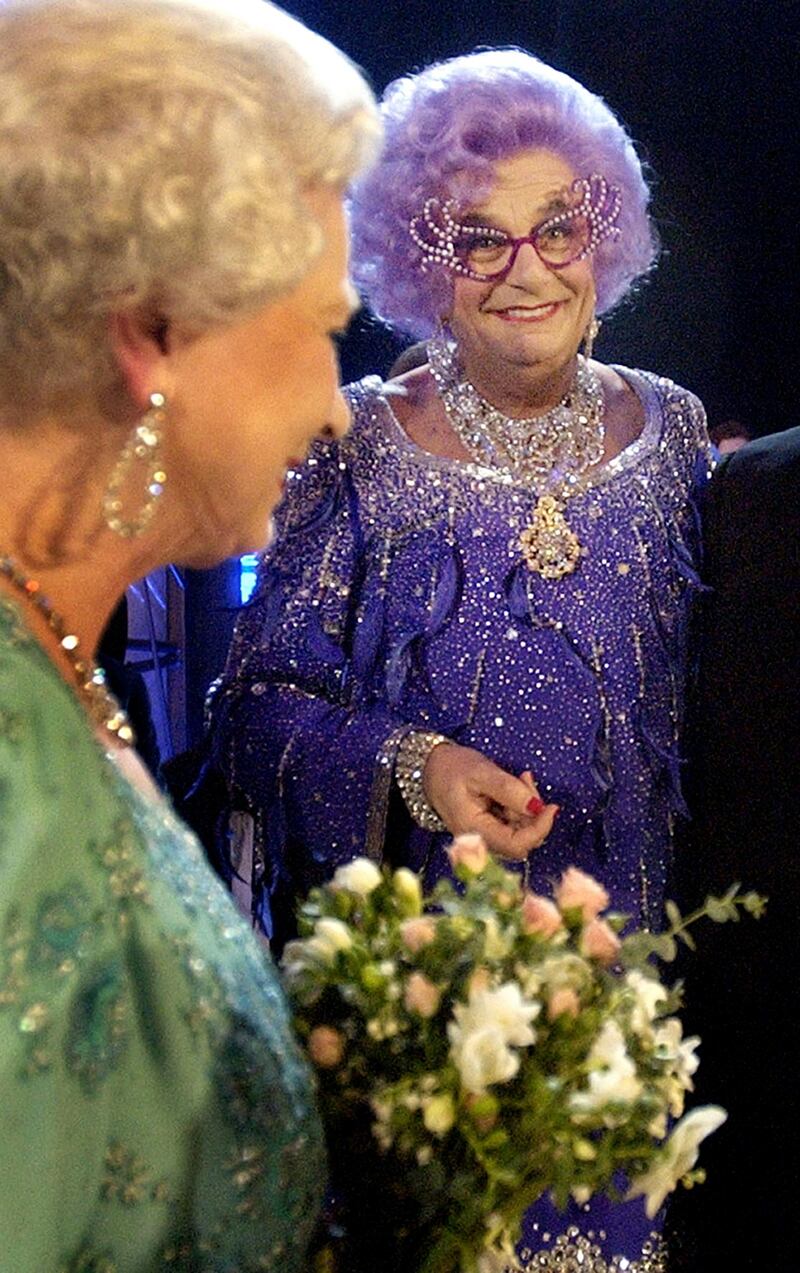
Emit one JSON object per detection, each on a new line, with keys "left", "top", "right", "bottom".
{"left": 705, "top": 427, "right": 800, "bottom": 567}
{"left": 714, "top": 425, "right": 800, "bottom": 490}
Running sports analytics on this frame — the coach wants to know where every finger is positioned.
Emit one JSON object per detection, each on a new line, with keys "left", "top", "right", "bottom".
{"left": 481, "top": 803, "right": 560, "bottom": 859}
{"left": 518, "top": 770, "right": 547, "bottom": 817}
{"left": 474, "top": 765, "right": 545, "bottom": 821}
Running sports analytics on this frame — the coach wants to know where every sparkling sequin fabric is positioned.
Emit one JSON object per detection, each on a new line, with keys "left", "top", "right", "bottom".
{"left": 0, "top": 599, "right": 325, "bottom": 1272}
{"left": 211, "top": 365, "right": 710, "bottom": 1268}
{"left": 215, "top": 367, "right": 710, "bottom": 923}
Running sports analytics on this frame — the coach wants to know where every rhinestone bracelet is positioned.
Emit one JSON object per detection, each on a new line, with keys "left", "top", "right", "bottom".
{"left": 395, "top": 730, "right": 451, "bottom": 832}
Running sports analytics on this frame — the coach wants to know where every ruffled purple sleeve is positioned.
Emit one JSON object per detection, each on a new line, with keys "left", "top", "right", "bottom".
{"left": 209, "top": 434, "right": 418, "bottom": 941}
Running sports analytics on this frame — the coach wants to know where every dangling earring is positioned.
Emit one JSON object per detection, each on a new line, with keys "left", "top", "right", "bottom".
{"left": 102, "top": 392, "right": 168, "bottom": 538}
{"left": 429, "top": 315, "right": 453, "bottom": 362}
{"left": 583, "top": 315, "right": 601, "bottom": 362}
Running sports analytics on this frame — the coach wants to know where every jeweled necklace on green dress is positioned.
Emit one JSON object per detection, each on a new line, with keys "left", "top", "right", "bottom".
{"left": 427, "top": 337, "right": 605, "bottom": 580}
{"left": 0, "top": 553, "right": 134, "bottom": 746}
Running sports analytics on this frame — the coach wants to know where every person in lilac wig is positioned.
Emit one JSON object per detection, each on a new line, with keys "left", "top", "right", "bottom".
{"left": 209, "top": 48, "right": 712, "bottom": 1272}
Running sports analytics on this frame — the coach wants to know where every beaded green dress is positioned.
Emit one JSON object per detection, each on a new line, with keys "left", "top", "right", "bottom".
{"left": 0, "top": 599, "right": 325, "bottom": 1272}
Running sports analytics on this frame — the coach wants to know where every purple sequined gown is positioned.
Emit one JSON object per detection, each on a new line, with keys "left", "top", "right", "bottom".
{"left": 211, "top": 366, "right": 711, "bottom": 1272}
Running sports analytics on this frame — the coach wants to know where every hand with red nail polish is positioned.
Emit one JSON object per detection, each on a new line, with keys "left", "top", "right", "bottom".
{"left": 422, "top": 745, "right": 559, "bottom": 861}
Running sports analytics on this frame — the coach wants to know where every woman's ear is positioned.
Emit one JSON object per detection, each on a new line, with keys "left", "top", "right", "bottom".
{"left": 108, "top": 308, "right": 174, "bottom": 412}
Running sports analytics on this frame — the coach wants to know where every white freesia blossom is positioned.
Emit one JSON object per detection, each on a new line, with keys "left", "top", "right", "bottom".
{"left": 625, "top": 970, "right": 668, "bottom": 1035}
{"left": 654, "top": 1017, "right": 701, "bottom": 1117}
{"left": 452, "top": 1025, "right": 519, "bottom": 1092}
{"left": 333, "top": 857, "right": 382, "bottom": 896}
{"left": 627, "top": 1106, "right": 727, "bottom": 1217}
{"left": 303, "top": 936, "right": 339, "bottom": 965}
{"left": 314, "top": 917, "right": 353, "bottom": 955}
{"left": 571, "top": 1020, "right": 642, "bottom": 1114}
{"left": 654, "top": 1017, "right": 700, "bottom": 1081}
{"left": 449, "top": 983, "right": 539, "bottom": 1093}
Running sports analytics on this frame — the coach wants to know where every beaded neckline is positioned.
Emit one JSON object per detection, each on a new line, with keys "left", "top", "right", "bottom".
{"left": 427, "top": 338, "right": 606, "bottom": 491}
{"left": 425, "top": 339, "right": 610, "bottom": 577}
{"left": 370, "top": 364, "right": 663, "bottom": 495}
{"left": 0, "top": 555, "right": 134, "bottom": 746}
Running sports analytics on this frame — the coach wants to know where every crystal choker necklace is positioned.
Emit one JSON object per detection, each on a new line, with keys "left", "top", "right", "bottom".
{"left": 0, "top": 554, "right": 134, "bottom": 746}
{"left": 427, "top": 337, "right": 605, "bottom": 580}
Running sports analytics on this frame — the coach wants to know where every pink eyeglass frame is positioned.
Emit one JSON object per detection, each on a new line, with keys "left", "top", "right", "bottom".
{"left": 409, "top": 173, "right": 622, "bottom": 282}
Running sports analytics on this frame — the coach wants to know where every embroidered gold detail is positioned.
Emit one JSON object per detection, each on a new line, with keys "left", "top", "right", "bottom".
{"left": 101, "top": 1141, "right": 170, "bottom": 1207}
{"left": 90, "top": 819, "right": 150, "bottom": 927}
{"left": 519, "top": 495, "right": 582, "bottom": 579}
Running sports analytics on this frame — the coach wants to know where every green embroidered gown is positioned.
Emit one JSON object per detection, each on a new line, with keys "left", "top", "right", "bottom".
{"left": 0, "top": 600, "right": 325, "bottom": 1272}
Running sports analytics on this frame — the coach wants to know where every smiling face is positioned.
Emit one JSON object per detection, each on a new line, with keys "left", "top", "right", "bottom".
{"left": 448, "top": 149, "right": 597, "bottom": 399}
{"left": 164, "top": 187, "right": 356, "bottom": 565}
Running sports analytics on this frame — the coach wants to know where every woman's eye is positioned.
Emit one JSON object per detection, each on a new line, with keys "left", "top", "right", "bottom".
{"left": 541, "top": 222, "right": 571, "bottom": 242}
{"left": 457, "top": 231, "right": 507, "bottom": 259}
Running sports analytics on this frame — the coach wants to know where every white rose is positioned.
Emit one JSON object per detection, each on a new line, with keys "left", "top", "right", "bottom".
{"left": 571, "top": 1020, "right": 642, "bottom": 1114}
{"left": 626, "top": 1105, "right": 727, "bottom": 1217}
{"left": 314, "top": 917, "right": 354, "bottom": 956}
{"left": 625, "top": 970, "right": 668, "bottom": 1036}
{"left": 333, "top": 857, "right": 382, "bottom": 896}
{"left": 451, "top": 1024, "right": 520, "bottom": 1093}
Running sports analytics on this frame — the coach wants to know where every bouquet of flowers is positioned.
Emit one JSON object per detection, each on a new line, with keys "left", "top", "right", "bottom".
{"left": 283, "top": 837, "right": 764, "bottom": 1273}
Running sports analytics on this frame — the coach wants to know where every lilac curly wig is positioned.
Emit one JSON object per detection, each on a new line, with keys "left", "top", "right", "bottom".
{"left": 349, "top": 49, "right": 658, "bottom": 337}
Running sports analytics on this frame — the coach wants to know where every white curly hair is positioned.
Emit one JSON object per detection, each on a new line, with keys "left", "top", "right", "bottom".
{"left": 0, "top": 0, "right": 379, "bottom": 420}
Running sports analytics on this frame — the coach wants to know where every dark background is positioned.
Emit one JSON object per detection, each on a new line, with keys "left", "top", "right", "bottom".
{"left": 179, "top": 0, "right": 800, "bottom": 746}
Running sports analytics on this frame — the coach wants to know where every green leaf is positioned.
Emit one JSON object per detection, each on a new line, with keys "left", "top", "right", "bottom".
{"left": 664, "top": 899, "right": 682, "bottom": 929}
{"left": 705, "top": 896, "right": 735, "bottom": 923}
{"left": 649, "top": 934, "right": 677, "bottom": 962}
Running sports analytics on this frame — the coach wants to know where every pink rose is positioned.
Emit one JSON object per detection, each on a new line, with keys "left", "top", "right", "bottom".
{"left": 447, "top": 834, "right": 489, "bottom": 875}
{"left": 521, "top": 892, "right": 564, "bottom": 939}
{"left": 404, "top": 971, "right": 441, "bottom": 1018}
{"left": 555, "top": 867, "right": 610, "bottom": 921}
{"left": 308, "top": 1025, "right": 345, "bottom": 1068}
{"left": 547, "top": 986, "right": 581, "bottom": 1020}
{"left": 400, "top": 916, "right": 438, "bottom": 953}
{"left": 468, "top": 966, "right": 491, "bottom": 997}
{"left": 580, "top": 918, "right": 622, "bottom": 966}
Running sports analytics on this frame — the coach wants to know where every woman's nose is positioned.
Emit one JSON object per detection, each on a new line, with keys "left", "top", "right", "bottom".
{"left": 504, "top": 240, "right": 553, "bottom": 287}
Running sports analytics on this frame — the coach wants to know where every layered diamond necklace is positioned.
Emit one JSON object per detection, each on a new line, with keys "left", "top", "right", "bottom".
{"left": 427, "top": 336, "right": 605, "bottom": 579}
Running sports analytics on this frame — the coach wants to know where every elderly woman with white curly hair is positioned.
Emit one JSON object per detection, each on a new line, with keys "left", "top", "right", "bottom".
{"left": 0, "top": 0, "right": 378, "bottom": 1268}
{"left": 211, "top": 47, "right": 713, "bottom": 1271}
